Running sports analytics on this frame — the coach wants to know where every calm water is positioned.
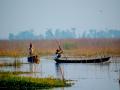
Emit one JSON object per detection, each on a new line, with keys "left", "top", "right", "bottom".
{"left": 0, "top": 57, "right": 120, "bottom": 90}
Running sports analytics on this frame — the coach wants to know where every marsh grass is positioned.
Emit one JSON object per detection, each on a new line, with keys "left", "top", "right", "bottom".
{"left": 0, "top": 50, "right": 27, "bottom": 57}
{"left": 0, "top": 75, "right": 71, "bottom": 90}
{"left": 0, "top": 39, "right": 120, "bottom": 57}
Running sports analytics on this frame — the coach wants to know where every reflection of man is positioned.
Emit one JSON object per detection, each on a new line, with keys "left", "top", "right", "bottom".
{"left": 55, "top": 63, "right": 65, "bottom": 81}
{"left": 55, "top": 46, "right": 63, "bottom": 59}
{"left": 29, "top": 43, "right": 33, "bottom": 56}
{"left": 30, "top": 63, "right": 34, "bottom": 72}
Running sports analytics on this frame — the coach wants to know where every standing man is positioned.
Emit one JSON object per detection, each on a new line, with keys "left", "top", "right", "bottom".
{"left": 29, "top": 43, "right": 33, "bottom": 56}
{"left": 55, "top": 45, "right": 63, "bottom": 59}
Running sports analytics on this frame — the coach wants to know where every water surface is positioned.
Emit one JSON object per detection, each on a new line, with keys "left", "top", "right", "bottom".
{"left": 0, "top": 57, "right": 120, "bottom": 90}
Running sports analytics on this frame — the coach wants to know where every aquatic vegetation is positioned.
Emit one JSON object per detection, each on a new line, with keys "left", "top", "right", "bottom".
{"left": 0, "top": 71, "right": 32, "bottom": 75}
{"left": 0, "top": 60, "right": 21, "bottom": 67}
{"left": 0, "top": 75, "right": 71, "bottom": 89}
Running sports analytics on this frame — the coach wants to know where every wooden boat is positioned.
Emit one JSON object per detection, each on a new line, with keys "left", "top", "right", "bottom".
{"left": 28, "top": 55, "right": 40, "bottom": 64}
{"left": 54, "top": 56, "right": 110, "bottom": 63}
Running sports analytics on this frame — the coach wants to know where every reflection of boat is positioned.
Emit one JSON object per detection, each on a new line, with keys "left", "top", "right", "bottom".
{"left": 28, "top": 56, "right": 40, "bottom": 64}
{"left": 54, "top": 56, "right": 110, "bottom": 63}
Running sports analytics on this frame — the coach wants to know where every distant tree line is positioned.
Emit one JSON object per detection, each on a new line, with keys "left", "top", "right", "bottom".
{"left": 81, "top": 29, "right": 120, "bottom": 38}
{"left": 9, "top": 30, "right": 44, "bottom": 40}
{"left": 9, "top": 29, "right": 120, "bottom": 40}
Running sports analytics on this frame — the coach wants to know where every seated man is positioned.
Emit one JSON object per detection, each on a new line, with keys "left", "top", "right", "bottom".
{"left": 55, "top": 46, "right": 63, "bottom": 59}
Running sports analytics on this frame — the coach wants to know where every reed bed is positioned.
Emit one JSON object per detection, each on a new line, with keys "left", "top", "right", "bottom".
{"left": 0, "top": 39, "right": 120, "bottom": 57}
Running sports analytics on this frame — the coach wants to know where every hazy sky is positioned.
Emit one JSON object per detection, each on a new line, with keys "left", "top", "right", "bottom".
{"left": 0, "top": 0, "right": 120, "bottom": 39}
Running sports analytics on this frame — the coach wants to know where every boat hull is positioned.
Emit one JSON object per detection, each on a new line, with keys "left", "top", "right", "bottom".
{"left": 28, "top": 56, "right": 40, "bottom": 64}
{"left": 54, "top": 57, "right": 110, "bottom": 63}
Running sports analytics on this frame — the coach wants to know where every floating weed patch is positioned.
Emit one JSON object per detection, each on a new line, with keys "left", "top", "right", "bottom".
{"left": 0, "top": 71, "right": 32, "bottom": 75}
{"left": 0, "top": 61, "right": 21, "bottom": 67}
{"left": 0, "top": 75, "right": 72, "bottom": 90}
